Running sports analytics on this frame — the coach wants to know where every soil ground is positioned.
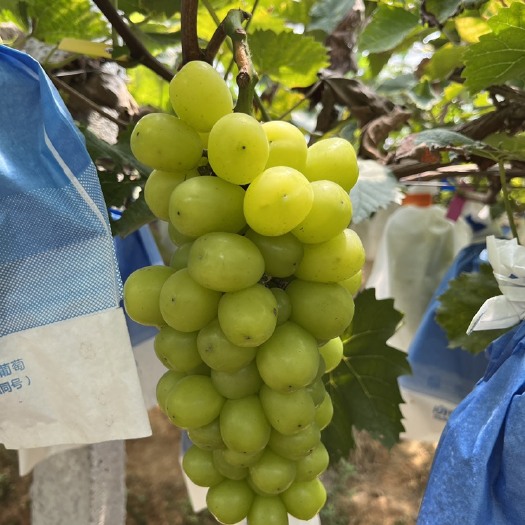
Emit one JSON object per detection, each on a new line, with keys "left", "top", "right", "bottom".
{"left": 0, "top": 407, "right": 436, "bottom": 525}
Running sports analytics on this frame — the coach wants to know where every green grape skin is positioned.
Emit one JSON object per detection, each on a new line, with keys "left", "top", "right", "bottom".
{"left": 208, "top": 113, "right": 269, "bottom": 185}
{"left": 291, "top": 180, "right": 353, "bottom": 244}
{"left": 169, "top": 175, "right": 247, "bottom": 238}
{"left": 212, "top": 449, "right": 249, "bottom": 480}
{"left": 339, "top": 269, "right": 363, "bottom": 296}
{"left": 306, "top": 377, "right": 327, "bottom": 408}
{"left": 187, "top": 232, "right": 265, "bottom": 292}
{"left": 165, "top": 374, "right": 224, "bottom": 429}
{"left": 248, "top": 449, "right": 296, "bottom": 495}
{"left": 187, "top": 417, "right": 225, "bottom": 450}
{"left": 247, "top": 494, "right": 289, "bottom": 525}
{"left": 268, "top": 424, "right": 322, "bottom": 461}
{"left": 197, "top": 319, "right": 257, "bottom": 372}
{"left": 294, "top": 442, "right": 330, "bottom": 482}
{"left": 130, "top": 113, "right": 203, "bottom": 171}
{"left": 280, "top": 478, "right": 327, "bottom": 521}
{"left": 218, "top": 284, "right": 278, "bottom": 348}
{"left": 211, "top": 360, "right": 263, "bottom": 399}
{"left": 156, "top": 370, "right": 185, "bottom": 414}
{"left": 159, "top": 269, "right": 221, "bottom": 332}
{"left": 270, "top": 287, "right": 292, "bottom": 325}
{"left": 123, "top": 266, "right": 174, "bottom": 326}
{"left": 244, "top": 229, "right": 303, "bottom": 278}
{"left": 256, "top": 321, "right": 319, "bottom": 393}
{"left": 319, "top": 337, "right": 344, "bottom": 373}
{"left": 315, "top": 391, "right": 334, "bottom": 430}
{"left": 169, "top": 61, "right": 233, "bottom": 132}
{"left": 169, "top": 242, "right": 193, "bottom": 271}
{"left": 220, "top": 395, "right": 271, "bottom": 454}
{"left": 168, "top": 222, "right": 196, "bottom": 247}
{"left": 182, "top": 445, "right": 224, "bottom": 487}
{"left": 304, "top": 137, "right": 359, "bottom": 192}
{"left": 295, "top": 228, "right": 366, "bottom": 283}
{"left": 206, "top": 479, "right": 255, "bottom": 525}
{"left": 243, "top": 166, "right": 314, "bottom": 237}
{"left": 154, "top": 326, "right": 203, "bottom": 373}
{"left": 262, "top": 120, "right": 308, "bottom": 172}
{"left": 286, "top": 278, "right": 355, "bottom": 341}
{"left": 259, "top": 384, "right": 316, "bottom": 435}
{"left": 144, "top": 168, "right": 198, "bottom": 221}
{"left": 220, "top": 448, "right": 263, "bottom": 468}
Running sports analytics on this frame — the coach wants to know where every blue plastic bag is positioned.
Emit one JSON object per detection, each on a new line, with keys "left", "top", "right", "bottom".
{"left": 0, "top": 45, "right": 150, "bottom": 449}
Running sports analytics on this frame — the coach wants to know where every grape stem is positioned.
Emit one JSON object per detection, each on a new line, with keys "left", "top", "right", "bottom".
{"left": 181, "top": 0, "right": 206, "bottom": 64}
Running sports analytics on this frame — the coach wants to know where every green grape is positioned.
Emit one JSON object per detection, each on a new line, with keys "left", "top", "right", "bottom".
{"left": 168, "top": 222, "right": 196, "bottom": 246}
{"left": 169, "top": 241, "right": 193, "bottom": 271}
{"left": 295, "top": 228, "right": 366, "bottom": 283}
{"left": 286, "top": 279, "right": 354, "bottom": 341}
{"left": 248, "top": 449, "right": 296, "bottom": 495}
{"left": 206, "top": 479, "right": 255, "bottom": 525}
{"left": 130, "top": 113, "right": 203, "bottom": 171}
{"left": 169, "top": 61, "right": 233, "bottom": 132}
{"left": 154, "top": 326, "right": 203, "bottom": 373}
{"left": 218, "top": 284, "right": 278, "bottom": 347}
{"left": 244, "top": 229, "right": 303, "bottom": 278}
{"left": 315, "top": 391, "right": 334, "bottom": 430}
{"left": 306, "top": 377, "right": 327, "bottom": 407}
{"left": 156, "top": 370, "right": 185, "bottom": 414}
{"left": 144, "top": 168, "right": 198, "bottom": 221}
{"left": 294, "top": 442, "right": 329, "bottom": 481}
{"left": 208, "top": 113, "right": 269, "bottom": 185}
{"left": 259, "top": 384, "right": 316, "bottom": 435}
{"left": 268, "top": 424, "right": 321, "bottom": 461}
{"left": 212, "top": 449, "right": 249, "bottom": 480}
{"left": 270, "top": 287, "right": 292, "bottom": 325}
{"left": 220, "top": 448, "right": 263, "bottom": 468}
{"left": 188, "top": 232, "right": 265, "bottom": 292}
{"left": 159, "top": 269, "right": 221, "bottom": 332}
{"left": 262, "top": 120, "right": 308, "bottom": 172}
{"left": 123, "top": 265, "right": 174, "bottom": 326}
{"left": 197, "top": 319, "right": 257, "bottom": 372}
{"left": 211, "top": 360, "right": 263, "bottom": 399}
{"left": 169, "top": 175, "right": 247, "bottom": 238}
{"left": 256, "top": 322, "right": 319, "bottom": 392}
{"left": 182, "top": 445, "right": 224, "bottom": 487}
{"left": 243, "top": 166, "right": 314, "bottom": 237}
{"left": 220, "top": 395, "right": 271, "bottom": 454}
{"left": 187, "top": 417, "right": 225, "bottom": 450}
{"left": 280, "top": 478, "right": 327, "bottom": 521}
{"left": 319, "top": 337, "right": 344, "bottom": 373}
{"left": 291, "top": 180, "right": 353, "bottom": 244}
{"left": 248, "top": 495, "right": 289, "bottom": 525}
{"left": 339, "top": 269, "right": 363, "bottom": 296}
{"left": 304, "top": 137, "right": 358, "bottom": 192}
{"left": 165, "top": 374, "right": 224, "bottom": 429}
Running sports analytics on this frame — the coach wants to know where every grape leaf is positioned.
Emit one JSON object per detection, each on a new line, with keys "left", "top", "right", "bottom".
{"left": 358, "top": 5, "right": 419, "bottom": 53}
{"left": 323, "top": 289, "right": 409, "bottom": 462}
{"left": 111, "top": 193, "right": 155, "bottom": 238}
{"left": 435, "top": 264, "right": 509, "bottom": 354}
{"left": 422, "top": 0, "right": 463, "bottom": 24}
{"left": 249, "top": 29, "right": 329, "bottom": 88}
{"left": 308, "top": 0, "right": 356, "bottom": 35}
{"left": 423, "top": 43, "right": 465, "bottom": 81}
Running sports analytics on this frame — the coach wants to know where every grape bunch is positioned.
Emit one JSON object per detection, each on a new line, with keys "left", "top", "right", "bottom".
{"left": 124, "top": 60, "right": 365, "bottom": 525}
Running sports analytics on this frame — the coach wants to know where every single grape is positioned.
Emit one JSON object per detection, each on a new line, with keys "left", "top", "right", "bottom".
{"left": 268, "top": 423, "right": 321, "bottom": 461}
{"left": 156, "top": 370, "right": 185, "bottom": 414}
{"left": 212, "top": 449, "right": 249, "bottom": 480}
{"left": 294, "top": 228, "right": 366, "bottom": 283}
{"left": 247, "top": 494, "right": 289, "bottom": 525}
{"left": 130, "top": 113, "right": 203, "bottom": 171}
{"left": 262, "top": 120, "right": 308, "bottom": 172}
{"left": 243, "top": 166, "right": 314, "bottom": 237}
{"left": 168, "top": 222, "right": 196, "bottom": 247}
{"left": 319, "top": 337, "right": 344, "bottom": 373}
{"left": 306, "top": 377, "right": 327, "bottom": 408}
{"left": 208, "top": 113, "right": 269, "bottom": 185}
{"left": 304, "top": 137, "right": 358, "bottom": 192}
{"left": 270, "top": 287, "right": 292, "bottom": 325}
{"left": 291, "top": 180, "right": 353, "bottom": 244}
{"left": 169, "top": 61, "right": 233, "bottom": 132}
{"left": 187, "top": 417, "right": 225, "bottom": 450}
{"left": 123, "top": 265, "right": 174, "bottom": 326}
{"left": 218, "top": 284, "right": 278, "bottom": 347}
{"left": 248, "top": 449, "right": 296, "bottom": 495}
{"left": 154, "top": 326, "right": 203, "bottom": 373}
{"left": 206, "top": 479, "right": 255, "bottom": 525}
{"left": 211, "top": 360, "right": 263, "bottom": 399}
{"left": 220, "top": 448, "right": 263, "bottom": 468}
{"left": 169, "top": 241, "right": 193, "bottom": 271}
{"left": 294, "top": 442, "right": 330, "bottom": 481}
{"left": 188, "top": 232, "right": 265, "bottom": 292}
{"left": 339, "top": 269, "right": 363, "bottom": 296}
{"left": 315, "top": 391, "right": 334, "bottom": 430}
{"left": 280, "top": 478, "right": 327, "bottom": 521}
{"left": 182, "top": 445, "right": 224, "bottom": 487}
{"left": 159, "top": 269, "right": 221, "bottom": 332}
{"left": 165, "top": 374, "right": 224, "bottom": 429}
{"left": 169, "top": 175, "right": 246, "bottom": 237}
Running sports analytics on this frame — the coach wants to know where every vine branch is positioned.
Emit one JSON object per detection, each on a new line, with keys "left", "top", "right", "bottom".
{"left": 181, "top": 0, "right": 206, "bottom": 64}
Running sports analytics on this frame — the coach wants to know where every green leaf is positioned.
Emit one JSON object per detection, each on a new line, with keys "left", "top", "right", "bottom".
{"left": 111, "top": 194, "right": 155, "bottom": 238}
{"left": 249, "top": 29, "right": 329, "bottom": 88}
{"left": 323, "top": 289, "right": 409, "bottom": 462}
{"left": 308, "top": 0, "right": 356, "bottom": 35}
{"left": 435, "top": 264, "right": 509, "bottom": 354}
{"left": 358, "top": 5, "right": 419, "bottom": 53}
{"left": 463, "top": 3, "right": 525, "bottom": 91}
{"left": 126, "top": 64, "right": 171, "bottom": 111}
{"left": 423, "top": 0, "right": 462, "bottom": 24}
{"left": 423, "top": 43, "right": 465, "bottom": 81}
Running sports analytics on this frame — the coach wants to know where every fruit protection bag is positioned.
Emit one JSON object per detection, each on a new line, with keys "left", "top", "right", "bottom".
{"left": 418, "top": 236, "right": 525, "bottom": 525}
{"left": 0, "top": 45, "right": 150, "bottom": 450}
